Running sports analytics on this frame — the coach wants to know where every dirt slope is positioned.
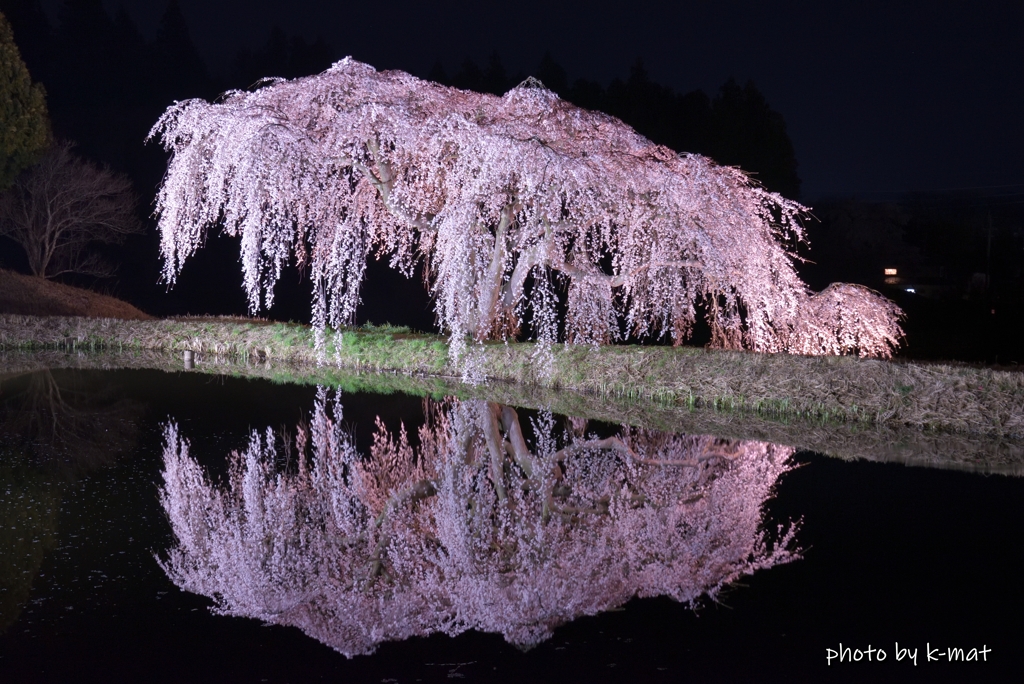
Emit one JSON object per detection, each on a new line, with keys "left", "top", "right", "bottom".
{"left": 0, "top": 269, "right": 152, "bottom": 320}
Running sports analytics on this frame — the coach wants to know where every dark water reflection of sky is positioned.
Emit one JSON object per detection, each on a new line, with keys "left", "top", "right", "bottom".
{"left": 1, "top": 369, "right": 1022, "bottom": 683}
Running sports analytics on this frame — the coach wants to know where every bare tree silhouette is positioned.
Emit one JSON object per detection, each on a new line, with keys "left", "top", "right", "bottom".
{"left": 0, "top": 140, "right": 141, "bottom": 279}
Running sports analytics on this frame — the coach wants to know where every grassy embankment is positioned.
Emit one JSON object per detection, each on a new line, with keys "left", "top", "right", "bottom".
{"left": 4, "top": 346, "right": 1023, "bottom": 475}
{"left": 2, "top": 312, "right": 1023, "bottom": 442}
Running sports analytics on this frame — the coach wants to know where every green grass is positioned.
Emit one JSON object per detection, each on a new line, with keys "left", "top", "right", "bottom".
{"left": 2, "top": 313, "right": 1023, "bottom": 440}
{"left": 2, "top": 346, "right": 1022, "bottom": 476}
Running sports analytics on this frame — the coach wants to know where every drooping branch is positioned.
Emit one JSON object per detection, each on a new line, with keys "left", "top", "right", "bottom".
{"left": 157, "top": 395, "right": 799, "bottom": 657}
{"left": 149, "top": 58, "right": 903, "bottom": 359}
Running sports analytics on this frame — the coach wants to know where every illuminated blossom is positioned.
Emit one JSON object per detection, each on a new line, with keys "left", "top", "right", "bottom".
{"left": 158, "top": 393, "right": 798, "bottom": 656}
{"left": 150, "top": 58, "right": 902, "bottom": 359}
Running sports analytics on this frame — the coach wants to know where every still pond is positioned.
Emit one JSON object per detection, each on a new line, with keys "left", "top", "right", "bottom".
{"left": 1, "top": 368, "right": 1021, "bottom": 683}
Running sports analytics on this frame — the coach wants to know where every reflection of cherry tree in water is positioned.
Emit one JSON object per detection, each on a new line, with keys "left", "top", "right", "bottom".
{"left": 159, "top": 390, "right": 797, "bottom": 656}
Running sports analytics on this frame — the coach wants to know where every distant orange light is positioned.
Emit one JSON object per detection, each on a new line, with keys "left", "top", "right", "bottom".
{"left": 884, "top": 268, "right": 897, "bottom": 276}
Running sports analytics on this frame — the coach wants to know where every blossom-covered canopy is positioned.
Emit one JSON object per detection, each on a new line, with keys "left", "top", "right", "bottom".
{"left": 159, "top": 394, "right": 797, "bottom": 656}
{"left": 150, "top": 58, "right": 902, "bottom": 358}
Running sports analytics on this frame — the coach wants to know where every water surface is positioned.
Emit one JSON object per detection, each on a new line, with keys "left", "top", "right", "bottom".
{"left": 1, "top": 368, "right": 1021, "bottom": 683}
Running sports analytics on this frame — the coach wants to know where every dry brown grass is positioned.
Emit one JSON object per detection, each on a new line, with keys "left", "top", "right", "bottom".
{"left": 2, "top": 348, "right": 1022, "bottom": 476}
{"left": 1, "top": 314, "right": 1022, "bottom": 440}
{"left": 0, "top": 269, "right": 152, "bottom": 320}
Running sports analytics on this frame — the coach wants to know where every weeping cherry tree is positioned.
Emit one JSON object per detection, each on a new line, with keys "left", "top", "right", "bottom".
{"left": 149, "top": 58, "right": 903, "bottom": 361}
{"left": 159, "top": 392, "right": 798, "bottom": 656}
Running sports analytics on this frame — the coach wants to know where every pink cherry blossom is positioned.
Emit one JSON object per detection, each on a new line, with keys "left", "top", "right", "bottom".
{"left": 158, "top": 393, "right": 798, "bottom": 656}
{"left": 150, "top": 58, "right": 902, "bottom": 360}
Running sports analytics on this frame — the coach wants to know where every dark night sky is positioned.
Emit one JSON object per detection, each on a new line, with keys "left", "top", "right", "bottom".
{"left": 39, "top": 0, "right": 1024, "bottom": 202}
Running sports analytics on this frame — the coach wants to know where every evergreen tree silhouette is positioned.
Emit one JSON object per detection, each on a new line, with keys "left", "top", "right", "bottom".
{"left": 154, "top": 0, "right": 211, "bottom": 101}
{"left": 0, "top": 0, "right": 50, "bottom": 82}
{"left": 709, "top": 78, "right": 800, "bottom": 198}
{"left": 538, "top": 54, "right": 799, "bottom": 199}
{"left": 535, "top": 51, "right": 568, "bottom": 96}
{"left": 0, "top": 7, "right": 50, "bottom": 190}
{"left": 48, "top": 0, "right": 117, "bottom": 159}
{"left": 97, "top": 6, "right": 154, "bottom": 177}
{"left": 482, "top": 51, "right": 508, "bottom": 95}
{"left": 452, "top": 56, "right": 485, "bottom": 93}
{"left": 426, "top": 59, "right": 450, "bottom": 86}
{"left": 231, "top": 26, "right": 335, "bottom": 89}
{"left": 286, "top": 35, "right": 334, "bottom": 79}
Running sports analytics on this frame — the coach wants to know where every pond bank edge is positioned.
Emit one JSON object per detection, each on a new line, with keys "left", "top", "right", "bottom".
{"left": 2, "top": 314, "right": 1022, "bottom": 440}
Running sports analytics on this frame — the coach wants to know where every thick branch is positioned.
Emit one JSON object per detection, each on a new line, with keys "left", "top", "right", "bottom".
{"left": 481, "top": 404, "right": 508, "bottom": 501}
{"left": 554, "top": 436, "right": 719, "bottom": 467}
{"left": 360, "top": 139, "right": 435, "bottom": 232}
{"left": 498, "top": 405, "right": 535, "bottom": 479}
{"left": 472, "top": 204, "right": 518, "bottom": 339}
{"left": 366, "top": 477, "right": 438, "bottom": 584}
{"left": 498, "top": 218, "right": 703, "bottom": 314}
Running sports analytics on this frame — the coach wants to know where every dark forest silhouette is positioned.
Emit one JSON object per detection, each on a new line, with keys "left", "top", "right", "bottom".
{"left": 5, "top": 3, "right": 802, "bottom": 198}
{"left": 0, "top": 1, "right": 803, "bottom": 313}
{"left": 1, "top": 0, "right": 1021, "bottom": 362}
{"left": 433, "top": 52, "right": 801, "bottom": 200}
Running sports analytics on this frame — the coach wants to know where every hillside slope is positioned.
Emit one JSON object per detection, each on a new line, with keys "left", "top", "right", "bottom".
{"left": 0, "top": 269, "right": 152, "bottom": 320}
